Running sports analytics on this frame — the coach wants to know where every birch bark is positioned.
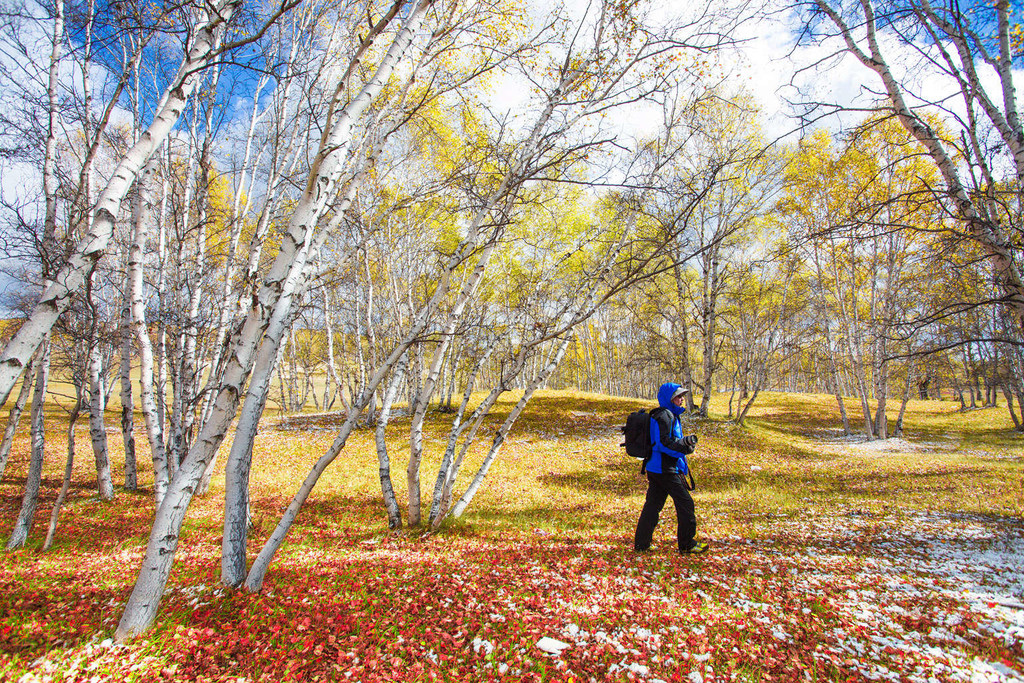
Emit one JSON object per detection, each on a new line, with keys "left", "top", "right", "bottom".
{"left": 120, "top": 303, "right": 137, "bottom": 490}
{"left": 0, "top": 355, "right": 37, "bottom": 479}
{"left": 375, "top": 355, "right": 408, "bottom": 530}
{"left": 129, "top": 156, "right": 169, "bottom": 505}
{"left": 6, "top": 339, "right": 50, "bottom": 550}
{"left": 450, "top": 337, "right": 572, "bottom": 520}
{"left": 87, "top": 273, "right": 114, "bottom": 500}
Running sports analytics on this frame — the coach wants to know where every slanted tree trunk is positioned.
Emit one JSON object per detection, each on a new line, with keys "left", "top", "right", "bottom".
{"left": 1001, "top": 383, "right": 1024, "bottom": 431}
{"left": 0, "top": 353, "right": 38, "bottom": 480}
{"left": 200, "top": 71, "right": 273, "bottom": 426}
{"left": 449, "top": 337, "right": 572, "bottom": 522}
{"left": 44, "top": 390, "right": 84, "bottom": 550}
{"left": 6, "top": 339, "right": 50, "bottom": 550}
{"left": 118, "top": 0, "right": 432, "bottom": 634}
{"left": 220, "top": 189, "right": 367, "bottom": 582}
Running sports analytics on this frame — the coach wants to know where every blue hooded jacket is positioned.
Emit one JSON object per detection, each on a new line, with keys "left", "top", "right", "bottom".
{"left": 647, "top": 382, "right": 690, "bottom": 474}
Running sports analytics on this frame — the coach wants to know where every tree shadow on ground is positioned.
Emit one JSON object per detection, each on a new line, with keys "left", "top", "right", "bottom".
{"left": 0, "top": 480, "right": 156, "bottom": 552}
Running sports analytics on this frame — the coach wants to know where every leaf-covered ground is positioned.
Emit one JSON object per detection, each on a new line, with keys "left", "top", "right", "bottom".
{"left": 0, "top": 391, "right": 1021, "bottom": 682}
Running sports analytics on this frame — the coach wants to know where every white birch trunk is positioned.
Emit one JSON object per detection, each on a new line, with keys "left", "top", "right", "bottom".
{"left": 894, "top": 363, "right": 913, "bottom": 437}
{"left": 322, "top": 288, "right": 347, "bottom": 413}
{"left": 155, "top": 147, "right": 169, "bottom": 435}
{"left": 6, "top": 339, "right": 50, "bottom": 550}
{"left": 0, "top": 354, "right": 37, "bottom": 479}
{"left": 44, "top": 391, "right": 82, "bottom": 550}
{"left": 118, "top": 0, "right": 434, "bottom": 634}
{"left": 87, "top": 271, "right": 114, "bottom": 501}
{"left": 810, "top": 244, "right": 851, "bottom": 435}
{"left": 700, "top": 245, "right": 721, "bottom": 415}
{"left": 244, "top": 331, "right": 421, "bottom": 591}
{"left": 39, "top": 0, "right": 63, "bottom": 272}
{"left": 178, "top": 64, "right": 220, "bottom": 468}
{"left": 830, "top": 236, "right": 874, "bottom": 437}
{"left": 672, "top": 261, "right": 695, "bottom": 404}
{"left": 375, "top": 355, "right": 408, "bottom": 530}
{"left": 245, "top": 220, "right": 500, "bottom": 591}
{"left": 88, "top": 332, "right": 114, "bottom": 500}
{"left": 120, "top": 303, "right": 137, "bottom": 490}
{"left": 129, "top": 156, "right": 169, "bottom": 505}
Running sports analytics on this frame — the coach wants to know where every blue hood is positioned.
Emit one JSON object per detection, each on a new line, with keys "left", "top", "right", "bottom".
{"left": 657, "top": 382, "right": 686, "bottom": 417}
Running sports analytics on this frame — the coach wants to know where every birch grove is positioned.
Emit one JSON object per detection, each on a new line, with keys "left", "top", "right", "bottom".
{"left": 807, "top": 0, "right": 1024, "bottom": 331}
{"left": 2, "top": 0, "right": 1023, "bottom": 647}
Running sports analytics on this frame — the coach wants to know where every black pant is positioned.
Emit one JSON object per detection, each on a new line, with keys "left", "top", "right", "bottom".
{"left": 634, "top": 472, "right": 696, "bottom": 553}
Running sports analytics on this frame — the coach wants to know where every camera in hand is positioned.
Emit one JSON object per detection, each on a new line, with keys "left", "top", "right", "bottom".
{"left": 682, "top": 434, "right": 698, "bottom": 446}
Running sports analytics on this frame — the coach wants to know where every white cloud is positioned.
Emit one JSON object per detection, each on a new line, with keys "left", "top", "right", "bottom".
{"left": 724, "top": 7, "right": 1024, "bottom": 144}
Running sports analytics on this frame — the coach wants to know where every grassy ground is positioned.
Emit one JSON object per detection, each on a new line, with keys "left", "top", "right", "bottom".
{"left": 0, "top": 389, "right": 1021, "bottom": 682}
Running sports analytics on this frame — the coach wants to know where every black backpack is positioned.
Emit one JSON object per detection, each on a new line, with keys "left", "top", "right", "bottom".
{"left": 620, "top": 407, "right": 671, "bottom": 459}
{"left": 621, "top": 409, "right": 655, "bottom": 459}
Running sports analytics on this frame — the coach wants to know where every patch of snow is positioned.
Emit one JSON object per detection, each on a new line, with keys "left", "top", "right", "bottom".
{"left": 536, "top": 637, "right": 570, "bottom": 654}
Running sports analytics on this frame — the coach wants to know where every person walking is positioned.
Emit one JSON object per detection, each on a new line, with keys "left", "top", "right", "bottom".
{"left": 633, "top": 382, "right": 708, "bottom": 555}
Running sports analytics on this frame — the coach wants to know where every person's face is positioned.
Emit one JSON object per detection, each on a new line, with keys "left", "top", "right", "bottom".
{"left": 672, "top": 393, "right": 685, "bottom": 407}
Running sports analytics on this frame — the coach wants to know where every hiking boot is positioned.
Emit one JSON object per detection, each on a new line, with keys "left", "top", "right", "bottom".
{"left": 682, "top": 540, "right": 709, "bottom": 555}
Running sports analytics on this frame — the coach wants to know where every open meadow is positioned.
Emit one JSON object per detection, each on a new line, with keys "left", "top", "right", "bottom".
{"left": 0, "top": 390, "right": 1022, "bottom": 683}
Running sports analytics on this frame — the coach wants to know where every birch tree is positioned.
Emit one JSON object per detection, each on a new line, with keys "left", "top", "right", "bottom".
{"left": 685, "top": 96, "right": 779, "bottom": 415}
{"left": 4, "top": 337, "right": 49, "bottom": 550}
{"left": 0, "top": 0, "right": 296, "bottom": 407}
{"left": 118, "top": 0, "right": 440, "bottom": 635}
{"left": 804, "top": 0, "right": 1024, "bottom": 334}
{"left": 724, "top": 247, "right": 809, "bottom": 425}
{"left": 220, "top": 0, "right": 445, "bottom": 589}
{"left": 782, "top": 117, "right": 942, "bottom": 438}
